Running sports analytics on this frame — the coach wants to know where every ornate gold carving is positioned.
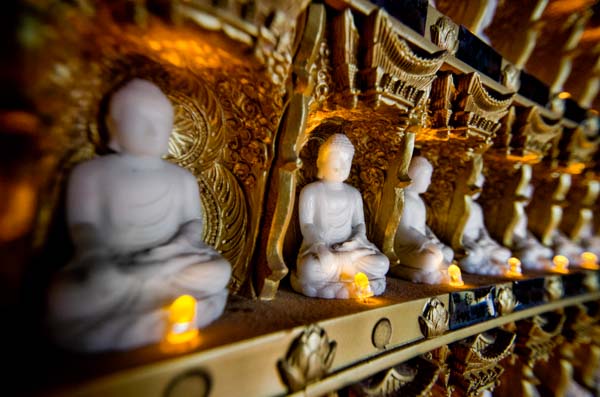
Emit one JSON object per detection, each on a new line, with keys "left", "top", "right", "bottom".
{"left": 484, "top": 0, "right": 547, "bottom": 68}
{"left": 431, "top": 16, "right": 459, "bottom": 55}
{"left": 278, "top": 324, "right": 337, "bottom": 392}
{"left": 559, "top": 118, "right": 600, "bottom": 167}
{"left": 25, "top": 4, "right": 286, "bottom": 295}
{"left": 292, "top": 4, "right": 327, "bottom": 98}
{"left": 560, "top": 176, "right": 600, "bottom": 242}
{"left": 361, "top": 9, "right": 447, "bottom": 110}
{"left": 449, "top": 329, "right": 516, "bottom": 396}
{"left": 480, "top": 160, "right": 532, "bottom": 247}
{"left": 421, "top": 149, "right": 484, "bottom": 251}
{"left": 257, "top": 94, "right": 310, "bottom": 299}
{"left": 495, "top": 284, "right": 518, "bottom": 315}
{"left": 452, "top": 73, "right": 515, "bottom": 141}
{"left": 173, "top": 0, "right": 311, "bottom": 89}
{"left": 509, "top": 106, "right": 563, "bottom": 159}
{"left": 354, "top": 357, "right": 440, "bottom": 397}
{"left": 430, "top": 72, "right": 456, "bottom": 132}
{"left": 501, "top": 64, "right": 521, "bottom": 92}
{"left": 545, "top": 276, "right": 564, "bottom": 301}
{"left": 527, "top": 170, "right": 571, "bottom": 245}
{"left": 331, "top": 8, "right": 360, "bottom": 108}
{"left": 375, "top": 131, "right": 415, "bottom": 264}
{"left": 419, "top": 297, "right": 449, "bottom": 338}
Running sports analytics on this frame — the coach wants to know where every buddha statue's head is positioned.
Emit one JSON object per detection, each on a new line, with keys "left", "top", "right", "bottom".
{"left": 316, "top": 133, "right": 355, "bottom": 183}
{"left": 407, "top": 156, "right": 433, "bottom": 194}
{"left": 107, "top": 79, "right": 174, "bottom": 157}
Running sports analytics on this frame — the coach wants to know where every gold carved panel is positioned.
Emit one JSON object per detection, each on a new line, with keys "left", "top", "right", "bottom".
{"left": 479, "top": 158, "right": 532, "bottom": 247}
{"left": 527, "top": 168, "right": 571, "bottom": 245}
{"left": 24, "top": 3, "right": 289, "bottom": 295}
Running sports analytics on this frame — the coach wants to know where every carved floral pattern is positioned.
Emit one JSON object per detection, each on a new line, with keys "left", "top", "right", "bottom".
{"left": 419, "top": 297, "right": 450, "bottom": 338}
{"left": 278, "top": 324, "right": 337, "bottom": 392}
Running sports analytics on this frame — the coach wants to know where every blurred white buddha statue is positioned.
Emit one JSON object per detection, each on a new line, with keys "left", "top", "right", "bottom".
{"left": 512, "top": 184, "right": 553, "bottom": 270}
{"left": 391, "top": 156, "right": 452, "bottom": 284}
{"left": 460, "top": 174, "right": 511, "bottom": 275}
{"left": 47, "top": 79, "right": 231, "bottom": 352}
{"left": 291, "top": 134, "right": 389, "bottom": 299}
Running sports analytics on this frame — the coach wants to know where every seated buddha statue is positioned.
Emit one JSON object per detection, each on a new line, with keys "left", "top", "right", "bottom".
{"left": 47, "top": 79, "right": 232, "bottom": 352}
{"left": 460, "top": 174, "right": 511, "bottom": 275}
{"left": 511, "top": 184, "right": 553, "bottom": 270}
{"left": 291, "top": 134, "right": 389, "bottom": 299}
{"left": 390, "top": 156, "right": 452, "bottom": 284}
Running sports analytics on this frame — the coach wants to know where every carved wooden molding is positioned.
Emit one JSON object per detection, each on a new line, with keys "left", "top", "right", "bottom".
{"left": 480, "top": 160, "right": 532, "bottom": 247}
{"left": 361, "top": 9, "right": 448, "bottom": 110}
{"left": 430, "top": 15, "right": 459, "bottom": 55}
{"left": 331, "top": 8, "right": 360, "bottom": 108}
{"left": 278, "top": 324, "right": 337, "bottom": 392}
{"left": 511, "top": 106, "right": 563, "bottom": 159}
{"left": 449, "top": 329, "right": 516, "bottom": 396}
{"left": 353, "top": 356, "right": 440, "bottom": 397}
{"left": 172, "top": 0, "right": 310, "bottom": 89}
{"left": 527, "top": 170, "right": 571, "bottom": 245}
{"left": 452, "top": 73, "right": 515, "bottom": 141}
{"left": 419, "top": 297, "right": 450, "bottom": 338}
{"left": 560, "top": 176, "right": 600, "bottom": 242}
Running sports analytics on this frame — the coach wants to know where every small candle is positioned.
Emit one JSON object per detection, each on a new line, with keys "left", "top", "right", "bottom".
{"left": 165, "top": 295, "right": 199, "bottom": 346}
{"left": 506, "top": 257, "right": 522, "bottom": 277}
{"left": 354, "top": 272, "right": 374, "bottom": 301}
{"left": 581, "top": 252, "right": 599, "bottom": 270}
{"left": 448, "top": 264, "right": 464, "bottom": 287}
{"left": 552, "top": 255, "right": 569, "bottom": 274}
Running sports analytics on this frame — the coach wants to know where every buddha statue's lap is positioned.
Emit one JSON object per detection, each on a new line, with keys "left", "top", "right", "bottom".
{"left": 291, "top": 134, "right": 389, "bottom": 299}
{"left": 47, "top": 79, "right": 231, "bottom": 352}
{"left": 391, "top": 156, "right": 452, "bottom": 284}
{"left": 512, "top": 215, "right": 553, "bottom": 270}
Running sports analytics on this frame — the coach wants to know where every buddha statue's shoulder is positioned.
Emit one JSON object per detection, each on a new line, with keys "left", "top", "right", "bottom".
{"left": 300, "top": 181, "right": 325, "bottom": 196}
{"left": 69, "top": 154, "right": 119, "bottom": 182}
{"left": 161, "top": 160, "right": 196, "bottom": 180}
{"left": 343, "top": 183, "right": 362, "bottom": 199}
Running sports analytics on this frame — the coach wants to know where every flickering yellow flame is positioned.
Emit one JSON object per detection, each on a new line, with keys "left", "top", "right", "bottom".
{"left": 165, "top": 295, "right": 199, "bottom": 345}
{"left": 354, "top": 272, "right": 374, "bottom": 300}
{"left": 581, "top": 252, "right": 599, "bottom": 270}
{"left": 552, "top": 255, "right": 570, "bottom": 274}
{"left": 558, "top": 91, "right": 571, "bottom": 99}
{"left": 506, "top": 257, "right": 523, "bottom": 277}
{"left": 448, "top": 264, "right": 464, "bottom": 287}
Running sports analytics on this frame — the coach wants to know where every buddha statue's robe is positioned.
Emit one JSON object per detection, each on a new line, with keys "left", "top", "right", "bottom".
{"left": 460, "top": 202, "right": 511, "bottom": 275}
{"left": 391, "top": 190, "right": 453, "bottom": 283}
{"left": 512, "top": 214, "right": 553, "bottom": 270}
{"left": 47, "top": 155, "right": 231, "bottom": 352}
{"left": 291, "top": 181, "right": 389, "bottom": 299}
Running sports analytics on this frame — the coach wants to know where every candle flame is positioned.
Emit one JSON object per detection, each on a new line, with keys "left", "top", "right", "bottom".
{"left": 506, "top": 257, "right": 523, "bottom": 277}
{"left": 552, "top": 255, "right": 570, "bottom": 274}
{"left": 448, "top": 264, "right": 464, "bottom": 287}
{"left": 165, "top": 295, "right": 199, "bottom": 346}
{"left": 581, "top": 252, "right": 599, "bottom": 270}
{"left": 354, "top": 272, "right": 374, "bottom": 301}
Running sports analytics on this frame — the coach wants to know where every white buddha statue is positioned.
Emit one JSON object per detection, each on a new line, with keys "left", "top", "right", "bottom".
{"left": 391, "top": 156, "right": 452, "bottom": 284}
{"left": 460, "top": 174, "right": 511, "bottom": 275}
{"left": 291, "top": 134, "right": 389, "bottom": 299}
{"left": 512, "top": 184, "right": 553, "bottom": 270}
{"left": 553, "top": 231, "right": 584, "bottom": 266}
{"left": 47, "top": 79, "right": 232, "bottom": 352}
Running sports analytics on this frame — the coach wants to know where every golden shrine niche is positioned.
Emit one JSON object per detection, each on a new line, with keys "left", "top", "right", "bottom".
{"left": 4, "top": 0, "right": 600, "bottom": 397}
{"left": 22, "top": 1, "right": 308, "bottom": 295}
